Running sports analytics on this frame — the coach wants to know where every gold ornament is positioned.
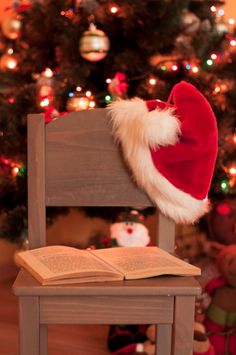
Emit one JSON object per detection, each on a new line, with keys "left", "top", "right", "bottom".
{"left": 66, "top": 96, "right": 90, "bottom": 111}
{"left": 181, "top": 10, "right": 200, "bottom": 35}
{"left": 1, "top": 10, "right": 22, "bottom": 40}
{"left": 0, "top": 53, "right": 18, "bottom": 71}
{"left": 79, "top": 23, "right": 110, "bottom": 62}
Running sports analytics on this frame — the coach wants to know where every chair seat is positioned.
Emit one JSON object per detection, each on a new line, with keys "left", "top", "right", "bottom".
{"left": 13, "top": 269, "right": 201, "bottom": 326}
{"left": 13, "top": 269, "right": 201, "bottom": 297}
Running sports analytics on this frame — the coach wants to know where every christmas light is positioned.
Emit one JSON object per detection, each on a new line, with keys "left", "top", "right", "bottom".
{"left": 105, "top": 95, "right": 112, "bottom": 103}
{"left": 221, "top": 180, "right": 228, "bottom": 191}
{"left": 110, "top": 6, "right": 118, "bottom": 14}
{"left": 185, "top": 64, "right": 191, "bottom": 70}
{"left": 210, "top": 6, "right": 216, "bottom": 13}
{"left": 40, "top": 98, "right": 50, "bottom": 107}
{"left": 230, "top": 39, "right": 236, "bottom": 47}
{"left": 85, "top": 90, "right": 92, "bottom": 97}
{"left": 214, "top": 86, "right": 221, "bottom": 94}
{"left": 7, "top": 58, "right": 17, "bottom": 69}
{"left": 42, "top": 68, "right": 53, "bottom": 78}
{"left": 233, "top": 134, "right": 236, "bottom": 144}
{"left": 229, "top": 166, "right": 236, "bottom": 176}
{"left": 76, "top": 86, "right": 82, "bottom": 92}
{"left": 218, "top": 9, "right": 225, "bottom": 16}
{"left": 172, "top": 65, "right": 178, "bottom": 71}
{"left": 161, "top": 65, "right": 166, "bottom": 71}
{"left": 149, "top": 77, "right": 157, "bottom": 85}
{"left": 7, "top": 48, "right": 14, "bottom": 55}
{"left": 211, "top": 53, "right": 217, "bottom": 60}
{"left": 206, "top": 59, "right": 213, "bottom": 66}
{"left": 89, "top": 101, "right": 96, "bottom": 108}
{"left": 12, "top": 166, "right": 19, "bottom": 176}
{"left": 192, "top": 66, "right": 199, "bottom": 73}
{"left": 106, "top": 78, "right": 111, "bottom": 84}
{"left": 8, "top": 97, "right": 14, "bottom": 103}
{"left": 228, "top": 18, "right": 235, "bottom": 25}
{"left": 68, "top": 92, "right": 74, "bottom": 97}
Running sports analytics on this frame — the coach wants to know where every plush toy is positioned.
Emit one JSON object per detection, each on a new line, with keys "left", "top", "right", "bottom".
{"left": 110, "top": 210, "right": 151, "bottom": 247}
{"left": 203, "top": 245, "right": 236, "bottom": 355}
{"left": 193, "top": 322, "right": 215, "bottom": 355}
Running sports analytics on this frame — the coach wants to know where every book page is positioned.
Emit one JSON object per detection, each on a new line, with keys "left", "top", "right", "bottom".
{"left": 90, "top": 247, "right": 201, "bottom": 279}
{"left": 15, "top": 245, "right": 123, "bottom": 283}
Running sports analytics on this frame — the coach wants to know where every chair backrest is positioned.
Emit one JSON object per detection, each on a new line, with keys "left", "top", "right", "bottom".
{"left": 27, "top": 109, "right": 175, "bottom": 251}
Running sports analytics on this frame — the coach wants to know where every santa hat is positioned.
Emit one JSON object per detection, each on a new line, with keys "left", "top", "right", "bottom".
{"left": 107, "top": 81, "right": 218, "bottom": 224}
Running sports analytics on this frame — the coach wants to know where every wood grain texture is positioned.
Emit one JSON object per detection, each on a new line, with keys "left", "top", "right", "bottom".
{"left": 19, "top": 296, "right": 40, "bottom": 355}
{"left": 45, "top": 109, "right": 152, "bottom": 207}
{"left": 40, "top": 295, "right": 173, "bottom": 324}
{"left": 28, "top": 114, "right": 46, "bottom": 248}
{"left": 157, "top": 324, "right": 172, "bottom": 355}
{"left": 157, "top": 213, "right": 175, "bottom": 252}
{"left": 173, "top": 295, "right": 196, "bottom": 355}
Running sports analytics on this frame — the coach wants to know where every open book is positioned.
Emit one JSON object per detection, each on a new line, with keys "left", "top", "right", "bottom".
{"left": 15, "top": 245, "right": 201, "bottom": 285}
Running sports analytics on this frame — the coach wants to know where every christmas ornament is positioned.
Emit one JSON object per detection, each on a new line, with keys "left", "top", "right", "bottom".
{"left": 1, "top": 9, "right": 22, "bottom": 40}
{"left": 107, "top": 82, "right": 218, "bottom": 224}
{"left": 181, "top": 10, "right": 200, "bottom": 35}
{"left": 79, "top": 23, "right": 110, "bottom": 61}
{"left": 0, "top": 53, "right": 18, "bottom": 71}
{"left": 66, "top": 95, "right": 90, "bottom": 111}
{"left": 108, "top": 72, "right": 128, "bottom": 98}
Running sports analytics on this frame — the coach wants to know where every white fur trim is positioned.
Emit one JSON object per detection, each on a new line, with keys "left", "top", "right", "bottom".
{"left": 107, "top": 99, "right": 209, "bottom": 224}
{"left": 107, "top": 98, "right": 181, "bottom": 148}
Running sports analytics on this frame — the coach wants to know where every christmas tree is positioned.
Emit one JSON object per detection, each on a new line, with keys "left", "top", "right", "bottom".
{"left": 0, "top": 0, "right": 235, "bottom": 244}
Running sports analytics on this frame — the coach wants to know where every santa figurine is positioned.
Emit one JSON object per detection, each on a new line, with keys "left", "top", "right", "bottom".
{"left": 110, "top": 209, "right": 151, "bottom": 247}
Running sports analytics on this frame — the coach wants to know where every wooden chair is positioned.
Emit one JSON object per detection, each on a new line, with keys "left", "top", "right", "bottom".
{"left": 12, "top": 109, "right": 201, "bottom": 355}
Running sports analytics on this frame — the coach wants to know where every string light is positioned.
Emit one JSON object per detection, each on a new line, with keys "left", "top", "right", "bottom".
{"left": 85, "top": 90, "right": 92, "bottom": 97}
{"left": 110, "top": 6, "right": 118, "bottom": 14}
{"left": 210, "top": 6, "right": 217, "bottom": 13}
{"left": 149, "top": 77, "right": 157, "bottom": 85}
{"left": 106, "top": 78, "right": 111, "bottom": 84}
{"left": 218, "top": 9, "right": 225, "bottom": 16}
{"left": 230, "top": 39, "right": 236, "bottom": 47}
{"left": 172, "top": 65, "right": 178, "bottom": 71}
{"left": 228, "top": 18, "right": 235, "bottom": 25}
{"left": 211, "top": 53, "right": 217, "bottom": 60}
{"left": 7, "top": 57, "right": 17, "bottom": 70}
{"left": 192, "top": 66, "right": 199, "bottom": 73}
{"left": 42, "top": 68, "right": 53, "bottom": 78}
{"left": 40, "top": 98, "right": 50, "bottom": 107}
{"left": 214, "top": 86, "right": 221, "bottom": 94}
{"left": 229, "top": 166, "right": 236, "bottom": 176}
{"left": 161, "top": 65, "right": 166, "bottom": 71}
{"left": 206, "top": 59, "right": 213, "bottom": 66}
{"left": 7, "top": 48, "right": 14, "bottom": 55}
{"left": 12, "top": 166, "right": 20, "bottom": 176}
{"left": 76, "top": 86, "right": 82, "bottom": 92}
{"left": 105, "top": 95, "right": 112, "bottom": 103}
{"left": 220, "top": 180, "right": 229, "bottom": 191}
{"left": 89, "top": 101, "right": 96, "bottom": 108}
{"left": 185, "top": 64, "right": 191, "bottom": 70}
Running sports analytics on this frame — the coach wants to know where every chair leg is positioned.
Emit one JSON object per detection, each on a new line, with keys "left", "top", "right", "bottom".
{"left": 19, "top": 296, "right": 40, "bottom": 355}
{"left": 40, "top": 324, "right": 48, "bottom": 355}
{"left": 157, "top": 324, "right": 172, "bottom": 355}
{"left": 173, "top": 295, "right": 195, "bottom": 355}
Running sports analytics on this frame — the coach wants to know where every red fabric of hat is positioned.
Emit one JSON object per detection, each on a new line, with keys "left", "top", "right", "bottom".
{"left": 107, "top": 81, "right": 218, "bottom": 224}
